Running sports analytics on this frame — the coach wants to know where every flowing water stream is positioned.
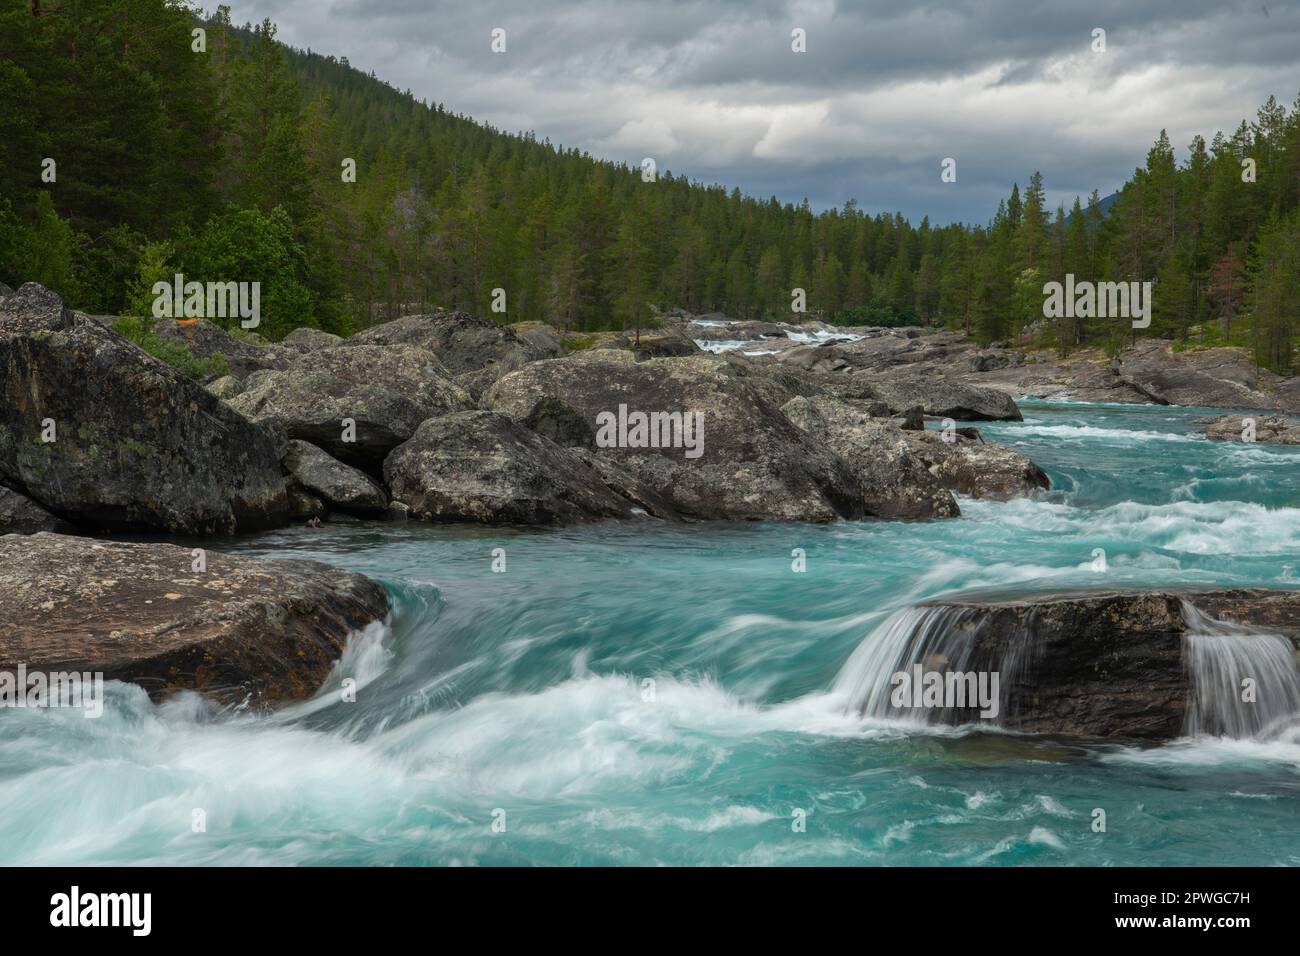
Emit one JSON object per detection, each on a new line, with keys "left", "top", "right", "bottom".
{"left": 2, "top": 400, "right": 1298, "bottom": 865}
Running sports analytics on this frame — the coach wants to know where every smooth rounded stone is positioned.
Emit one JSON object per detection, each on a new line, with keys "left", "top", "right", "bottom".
{"left": 0, "top": 284, "right": 289, "bottom": 534}
{"left": 282, "top": 327, "right": 343, "bottom": 350}
{"left": 0, "top": 532, "right": 389, "bottom": 707}
{"left": 228, "top": 344, "right": 472, "bottom": 472}
{"left": 1201, "top": 413, "right": 1300, "bottom": 445}
{"left": 902, "top": 588, "right": 1300, "bottom": 742}
{"left": 347, "top": 310, "right": 541, "bottom": 375}
{"left": 0, "top": 485, "right": 74, "bottom": 534}
{"left": 902, "top": 428, "right": 1050, "bottom": 500}
{"left": 869, "top": 375, "right": 1024, "bottom": 421}
{"left": 782, "top": 395, "right": 959, "bottom": 520}
{"left": 153, "top": 318, "right": 294, "bottom": 379}
{"left": 483, "top": 351, "right": 866, "bottom": 522}
{"left": 282, "top": 439, "right": 388, "bottom": 516}
{"left": 384, "top": 410, "right": 636, "bottom": 525}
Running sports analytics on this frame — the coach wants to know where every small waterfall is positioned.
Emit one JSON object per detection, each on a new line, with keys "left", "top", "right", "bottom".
{"left": 1180, "top": 601, "right": 1300, "bottom": 739}
{"left": 832, "top": 605, "right": 1018, "bottom": 726}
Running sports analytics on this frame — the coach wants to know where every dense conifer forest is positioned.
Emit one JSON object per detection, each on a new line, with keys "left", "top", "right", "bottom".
{"left": 1, "top": 1, "right": 1296, "bottom": 370}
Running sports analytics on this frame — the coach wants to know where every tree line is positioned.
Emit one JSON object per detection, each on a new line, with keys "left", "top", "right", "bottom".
{"left": 0, "top": 1, "right": 1296, "bottom": 371}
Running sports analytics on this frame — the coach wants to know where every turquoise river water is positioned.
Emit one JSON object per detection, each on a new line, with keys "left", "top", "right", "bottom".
{"left": 2, "top": 400, "right": 1299, "bottom": 865}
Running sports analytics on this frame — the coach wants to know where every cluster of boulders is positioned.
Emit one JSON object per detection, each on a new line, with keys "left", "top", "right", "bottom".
{"left": 0, "top": 283, "right": 1049, "bottom": 537}
{"left": 666, "top": 311, "right": 1300, "bottom": 411}
{"left": 1199, "top": 413, "right": 1300, "bottom": 445}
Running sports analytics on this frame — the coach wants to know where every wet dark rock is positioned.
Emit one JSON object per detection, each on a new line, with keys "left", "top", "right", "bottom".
{"left": 282, "top": 440, "right": 388, "bottom": 516}
{"left": 902, "top": 589, "right": 1300, "bottom": 742}
{"left": 0, "top": 532, "right": 389, "bottom": 707}
{"left": 0, "top": 284, "right": 289, "bottom": 534}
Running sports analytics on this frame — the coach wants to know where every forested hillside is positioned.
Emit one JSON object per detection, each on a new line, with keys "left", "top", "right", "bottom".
{"left": 1, "top": 1, "right": 1297, "bottom": 370}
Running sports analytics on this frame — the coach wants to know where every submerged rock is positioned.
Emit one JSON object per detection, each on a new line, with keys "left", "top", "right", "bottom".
{"left": 384, "top": 410, "right": 636, "bottom": 525}
{"left": 483, "top": 351, "right": 866, "bottom": 522}
{"left": 228, "top": 344, "right": 472, "bottom": 472}
{"left": 0, "top": 533, "right": 389, "bottom": 707}
{"left": 782, "top": 395, "right": 959, "bottom": 520}
{"left": 0, "top": 284, "right": 289, "bottom": 534}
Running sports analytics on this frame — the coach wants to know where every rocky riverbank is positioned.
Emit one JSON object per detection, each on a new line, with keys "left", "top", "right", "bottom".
{"left": 4, "top": 284, "right": 1298, "bottom": 734}
{"left": 0, "top": 533, "right": 389, "bottom": 707}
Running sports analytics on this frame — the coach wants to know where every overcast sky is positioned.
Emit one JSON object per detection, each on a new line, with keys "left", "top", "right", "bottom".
{"left": 214, "top": 1, "right": 1300, "bottom": 225}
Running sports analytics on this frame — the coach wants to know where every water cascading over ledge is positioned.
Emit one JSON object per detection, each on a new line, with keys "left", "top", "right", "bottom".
{"left": 833, "top": 589, "right": 1300, "bottom": 743}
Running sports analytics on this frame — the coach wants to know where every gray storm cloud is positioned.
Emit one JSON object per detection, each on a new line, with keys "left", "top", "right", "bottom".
{"left": 216, "top": 0, "right": 1300, "bottom": 223}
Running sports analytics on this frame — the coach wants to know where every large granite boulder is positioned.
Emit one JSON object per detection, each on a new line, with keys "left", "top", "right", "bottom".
{"left": 228, "top": 344, "right": 472, "bottom": 472}
{"left": 1201, "top": 413, "right": 1300, "bottom": 445}
{"left": 384, "top": 410, "right": 636, "bottom": 525}
{"left": 483, "top": 351, "right": 866, "bottom": 522}
{"left": 0, "top": 533, "right": 389, "bottom": 707}
{"left": 782, "top": 395, "right": 959, "bottom": 519}
{"left": 868, "top": 375, "right": 1024, "bottom": 421}
{"left": 902, "top": 427, "right": 1051, "bottom": 500}
{"left": 0, "top": 284, "right": 289, "bottom": 534}
{"left": 348, "top": 310, "right": 541, "bottom": 375}
{"left": 282, "top": 440, "right": 388, "bottom": 516}
{"left": 840, "top": 588, "right": 1300, "bottom": 742}
{"left": 282, "top": 327, "right": 344, "bottom": 351}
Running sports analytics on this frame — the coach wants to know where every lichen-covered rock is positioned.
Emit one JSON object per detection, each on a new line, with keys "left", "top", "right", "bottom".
{"left": 282, "top": 439, "right": 388, "bottom": 516}
{"left": 0, "top": 284, "right": 289, "bottom": 534}
{"left": 510, "top": 322, "right": 564, "bottom": 359}
{"left": 228, "top": 344, "right": 472, "bottom": 472}
{"left": 282, "top": 327, "right": 344, "bottom": 351}
{"left": 869, "top": 376, "right": 1024, "bottom": 421}
{"left": 348, "top": 311, "right": 541, "bottom": 375}
{"left": 1202, "top": 413, "right": 1300, "bottom": 445}
{"left": 902, "top": 428, "right": 1051, "bottom": 500}
{"left": 782, "top": 395, "right": 959, "bottom": 519}
{"left": 483, "top": 351, "right": 866, "bottom": 522}
{"left": 384, "top": 411, "right": 635, "bottom": 525}
{"left": 0, "top": 533, "right": 389, "bottom": 707}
